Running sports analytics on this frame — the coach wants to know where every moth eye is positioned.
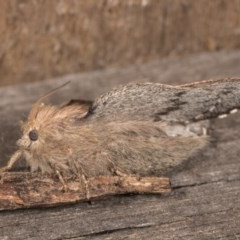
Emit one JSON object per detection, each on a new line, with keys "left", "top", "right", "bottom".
{"left": 29, "top": 129, "right": 38, "bottom": 141}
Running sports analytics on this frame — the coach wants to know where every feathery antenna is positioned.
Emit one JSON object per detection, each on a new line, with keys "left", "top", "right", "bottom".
{"left": 28, "top": 81, "right": 70, "bottom": 121}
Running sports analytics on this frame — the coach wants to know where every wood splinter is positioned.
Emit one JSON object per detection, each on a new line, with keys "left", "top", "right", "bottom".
{"left": 0, "top": 172, "right": 171, "bottom": 211}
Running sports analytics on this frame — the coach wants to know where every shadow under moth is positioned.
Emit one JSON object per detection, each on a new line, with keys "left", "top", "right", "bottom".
{"left": 0, "top": 78, "right": 240, "bottom": 210}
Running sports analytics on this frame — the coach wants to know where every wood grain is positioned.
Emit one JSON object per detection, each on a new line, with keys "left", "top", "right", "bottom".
{"left": 0, "top": 50, "right": 240, "bottom": 240}
{"left": 0, "top": 173, "right": 170, "bottom": 210}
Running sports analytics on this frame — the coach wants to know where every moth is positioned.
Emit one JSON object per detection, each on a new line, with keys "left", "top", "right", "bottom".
{"left": 0, "top": 78, "right": 240, "bottom": 188}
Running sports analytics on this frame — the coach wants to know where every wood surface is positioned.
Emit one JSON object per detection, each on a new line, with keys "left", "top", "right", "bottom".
{"left": 0, "top": 173, "right": 170, "bottom": 210}
{"left": 0, "top": 50, "right": 240, "bottom": 239}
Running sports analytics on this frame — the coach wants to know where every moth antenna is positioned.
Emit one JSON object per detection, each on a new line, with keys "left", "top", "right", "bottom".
{"left": 28, "top": 81, "right": 70, "bottom": 121}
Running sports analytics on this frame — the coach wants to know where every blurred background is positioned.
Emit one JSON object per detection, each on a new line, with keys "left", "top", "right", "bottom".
{"left": 0, "top": 0, "right": 240, "bottom": 86}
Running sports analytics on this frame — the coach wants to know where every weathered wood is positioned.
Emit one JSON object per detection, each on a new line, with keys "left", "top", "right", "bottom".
{"left": 0, "top": 179, "right": 239, "bottom": 240}
{"left": 0, "top": 50, "right": 240, "bottom": 240}
{"left": 1, "top": 1, "right": 240, "bottom": 86}
{"left": 0, "top": 173, "right": 170, "bottom": 210}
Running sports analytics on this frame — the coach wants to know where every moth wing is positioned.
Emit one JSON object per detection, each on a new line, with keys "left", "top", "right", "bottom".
{"left": 63, "top": 99, "right": 92, "bottom": 110}
{"left": 85, "top": 78, "right": 240, "bottom": 123}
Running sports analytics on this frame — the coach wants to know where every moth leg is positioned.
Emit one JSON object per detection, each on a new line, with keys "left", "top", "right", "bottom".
{"left": 107, "top": 156, "right": 142, "bottom": 180}
{"left": 114, "top": 169, "right": 141, "bottom": 181}
{"left": 80, "top": 173, "right": 91, "bottom": 200}
{"left": 106, "top": 159, "right": 130, "bottom": 178}
{"left": 55, "top": 170, "right": 68, "bottom": 192}
{"left": 75, "top": 165, "right": 90, "bottom": 199}
{"left": 115, "top": 169, "right": 128, "bottom": 177}
{"left": 0, "top": 150, "right": 22, "bottom": 174}
{"left": 0, "top": 150, "right": 22, "bottom": 183}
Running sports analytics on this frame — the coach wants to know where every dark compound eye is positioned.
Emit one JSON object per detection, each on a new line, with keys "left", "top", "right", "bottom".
{"left": 29, "top": 129, "right": 38, "bottom": 141}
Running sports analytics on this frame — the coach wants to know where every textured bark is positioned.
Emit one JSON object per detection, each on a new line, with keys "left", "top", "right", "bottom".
{"left": 0, "top": 173, "right": 170, "bottom": 210}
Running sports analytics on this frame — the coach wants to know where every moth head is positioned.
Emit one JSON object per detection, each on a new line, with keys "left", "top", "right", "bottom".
{"left": 17, "top": 104, "right": 59, "bottom": 151}
{"left": 17, "top": 82, "right": 70, "bottom": 150}
{"left": 16, "top": 82, "right": 90, "bottom": 150}
{"left": 17, "top": 128, "right": 39, "bottom": 149}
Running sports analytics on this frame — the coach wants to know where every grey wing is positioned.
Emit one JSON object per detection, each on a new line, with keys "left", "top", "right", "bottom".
{"left": 85, "top": 78, "right": 240, "bottom": 124}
